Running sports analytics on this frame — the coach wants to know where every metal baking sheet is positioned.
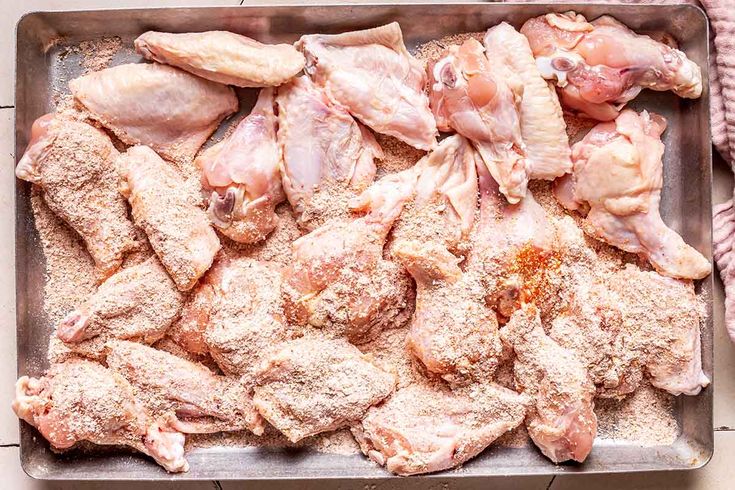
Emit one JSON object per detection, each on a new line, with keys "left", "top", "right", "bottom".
{"left": 15, "top": 2, "right": 713, "bottom": 480}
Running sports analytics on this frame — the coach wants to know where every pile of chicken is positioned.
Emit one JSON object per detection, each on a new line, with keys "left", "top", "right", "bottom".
{"left": 13, "top": 12, "right": 711, "bottom": 476}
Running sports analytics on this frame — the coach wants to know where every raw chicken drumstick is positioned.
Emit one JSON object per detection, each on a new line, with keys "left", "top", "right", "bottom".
{"left": 118, "top": 145, "right": 221, "bottom": 291}
{"left": 15, "top": 113, "right": 138, "bottom": 279}
{"left": 429, "top": 38, "right": 528, "bottom": 203}
{"left": 70, "top": 63, "right": 238, "bottom": 161}
{"left": 352, "top": 381, "right": 528, "bottom": 475}
{"left": 276, "top": 75, "right": 381, "bottom": 230}
{"left": 521, "top": 12, "right": 702, "bottom": 120}
{"left": 106, "top": 340, "right": 265, "bottom": 436}
{"left": 196, "top": 88, "right": 286, "bottom": 243}
{"left": 298, "top": 22, "right": 437, "bottom": 150}
{"left": 57, "top": 256, "right": 184, "bottom": 354}
{"left": 253, "top": 337, "right": 396, "bottom": 443}
{"left": 502, "top": 305, "right": 597, "bottom": 464}
{"left": 13, "top": 359, "right": 188, "bottom": 472}
{"left": 135, "top": 30, "right": 305, "bottom": 87}
{"left": 554, "top": 109, "right": 710, "bottom": 280}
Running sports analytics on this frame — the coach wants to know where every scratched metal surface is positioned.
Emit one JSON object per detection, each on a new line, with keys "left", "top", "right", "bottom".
{"left": 14, "top": 2, "right": 713, "bottom": 480}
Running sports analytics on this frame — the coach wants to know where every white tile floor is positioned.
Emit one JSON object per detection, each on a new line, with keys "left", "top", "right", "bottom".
{"left": 2, "top": 0, "right": 734, "bottom": 488}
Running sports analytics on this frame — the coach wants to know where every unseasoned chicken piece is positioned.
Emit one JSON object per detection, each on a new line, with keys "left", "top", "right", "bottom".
{"left": 118, "top": 145, "right": 221, "bottom": 291}
{"left": 522, "top": 12, "right": 702, "bottom": 120}
{"left": 352, "top": 381, "right": 528, "bottom": 475}
{"left": 197, "top": 88, "right": 285, "bottom": 243}
{"left": 502, "top": 305, "right": 596, "bottom": 463}
{"left": 253, "top": 337, "right": 396, "bottom": 442}
{"left": 283, "top": 168, "right": 417, "bottom": 343}
{"left": 15, "top": 114, "right": 137, "bottom": 279}
{"left": 713, "top": 199, "right": 735, "bottom": 342}
{"left": 276, "top": 76, "right": 380, "bottom": 230}
{"left": 135, "top": 30, "right": 305, "bottom": 87}
{"left": 483, "top": 23, "right": 572, "bottom": 180}
{"left": 57, "top": 256, "right": 183, "bottom": 351}
{"left": 13, "top": 359, "right": 188, "bottom": 472}
{"left": 556, "top": 109, "right": 709, "bottom": 279}
{"left": 396, "top": 240, "right": 502, "bottom": 385}
{"left": 106, "top": 340, "right": 265, "bottom": 435}
{"left": 298, "top": 22, "right": 437, "bottom": 150}
{"left": 69, "top": 63, "right": 238, "bottom": 161}
{"left": 429, "top": 38, "right": 528, "bottom": 203}
{"left": 550, "top": 265, "right": 709, "bottom": 398}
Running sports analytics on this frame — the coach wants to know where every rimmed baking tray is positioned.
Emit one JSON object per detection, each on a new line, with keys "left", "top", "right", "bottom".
{"left": 15, "top": 2, "right": 713, "bottom": 480}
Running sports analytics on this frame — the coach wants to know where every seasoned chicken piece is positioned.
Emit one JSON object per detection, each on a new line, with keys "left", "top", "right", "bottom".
{"left": 135, "top": 30, "right": 305, "bottom": 87}
{"left": 550, "top": 265, "right": 709, "bottom": 398}
{"left": 106, "top": 340, "right": 265, "bottom": 435}
{"left": 283, "top": 168, "right": 417, "bottom": 343}
{"left": 69, "top": 63, "right": 238, "bottom": 161}
{"left": 429, "top": 38, "right": 528, "bottom": 203}
{"left": 713, "top": 199, "right": 735, "bottom": 342}
{"left": 57, "top": 256, "right": 183, "bottom": 351}
{"left": 118, "top": 145, "right": 221, "bottom": 291}
{"left": 352, "top": 381, "right": 528, "bottom": 475}
{"left": 483, "top": 23, "right": 572, "bottom": 179}
{"left": 395, "top": 240, "right": 502, "bottom": 385}
{"left": 298, "top": 22, "right": 437, "bottom": 150}
{"left": 15, "top": 114, "right": 137, "bottom": 279}
{"left": 253, "top": 337, "right": 396, "bottom": 442}
{"left": 276, "top": 76, "right": 380, "bottom": 230}
{"left": 521, "top": 12, "right": 702, "bottom": 120}
{"left": 13, "top": 359, "right": 188, "bottom": 472}
{"left": 556, "top": 109, "right": 709, "bottom": 279}
{"left": 502, "top": 305, "right": 596, "bottom": 463}
{"left": 196, "top": 88, "right": 285, "bottom": 243}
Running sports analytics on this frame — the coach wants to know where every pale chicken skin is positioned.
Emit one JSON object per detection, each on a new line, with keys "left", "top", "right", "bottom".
{"left": 713, "top": 199, "right": 735, "bottom": 342}
{"left": 298, "top": 22, "right": 437, "bottom": 150}
{"left": 276, "top": 75, "right": 380, "bottom": 230}
{"left": 253, "top": 337, "right": 396, "bottom": 442}
{"left": 283, "top": 168, "right": 417, "bottom": 344}
{"left": 483, "top": 22, "right": 572, "bottom": 180}
{"left": 555, "top": 109, "right": 710, "bottom": 280}
{"left": 57, "top": 256, "right": 184, "bottom": 354}
{"left": 118, "top": 145, "right": 221, "bottom": 291}
{"left": 135, "top": 30, "right": 305, "bottom": 87}
{"left": 70, "top": 63, "right": 238, "bottom": 161}
{"left": 106, "top": 340, "right": 265, "bottom": 436}
{"left": 502, "top": 305, "right": 597, "bottom": 464}
{"left": 429, "top": 38, "right": 528, "bottom": 203}
{"left": 352, "top": 381, "right": 528, "bottom": 476}
{"left": 13, "top": 360, "right": 188, "bottom": 472}
{"left": 15, "top": 114, "right": 138, "bottom": 280}
{"left": 522, "top": 12, "right": 702, "bottom": 120}
{"left": 196, "top": 88, "right": 286, "bottom": 243}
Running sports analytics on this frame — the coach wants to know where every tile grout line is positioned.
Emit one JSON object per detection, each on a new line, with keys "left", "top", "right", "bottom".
{"left": 0, "top": 443, "right": 20, "bottom": 448}
{"left": 715, "top": 426, "right": 735, "bottom": 431}
{"left": 0, "top": 105, "right": 14, "bottom": 109}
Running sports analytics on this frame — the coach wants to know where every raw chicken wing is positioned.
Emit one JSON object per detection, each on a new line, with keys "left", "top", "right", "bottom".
{"left": 135, "top": 30, "right": 304, "bottom": 87}
{"left": 197, "top": 88, "right": 285, "bottom": 243}
{"left": 70, "top": 63, "right": 238, "bottom": 161}
{"left": 13, "top": 359, "right": 188, "bottom": 472}
{"left": 119, "top": 145, "right": 221, "bottom": 291}
{"left": 298, "top": 22, "right": 437, "bottom": 150}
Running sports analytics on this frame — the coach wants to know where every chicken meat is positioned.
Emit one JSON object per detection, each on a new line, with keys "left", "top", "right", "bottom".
{"left": 69, "top": 63, "right": 238, "bottom": 161}
{"left": 253, "top": 337, "right": 396, "bottom": 442}
{"left": 352, "top": 381, "right": 528, "bottom": 475}
{"left": 502, "top": 305, "right": 597, "bottom": 463}
{"left": 196, "top": 88, "right": 285, "bottom": 243}
{"left": 118, "top": 145, "right": 221, "bottom": 291}
{"left": 106, "top": 340, "right": 265, "bottom": 435}
{"left": 555, "top": 109, "right": 710, "bottom": 280}
{"left": 135, "top": 30, "right": 305, "bottom": 87}
{"left": 276, "top": 75, "right": 381, "bottom": 230}
{"left": 429, "top": 38, "right": 528, "bottom": 203}
{"left": 13, "top": 359, "right": 188, "bottom": 472}
{"left": 15, "top": 113, "right": 138, "bottom": 279}
{"left": 298, "top": 22, "right": 437, "bottom": 150}
{"left": 521, "top": 12, "right": 702, "bottom": 121}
